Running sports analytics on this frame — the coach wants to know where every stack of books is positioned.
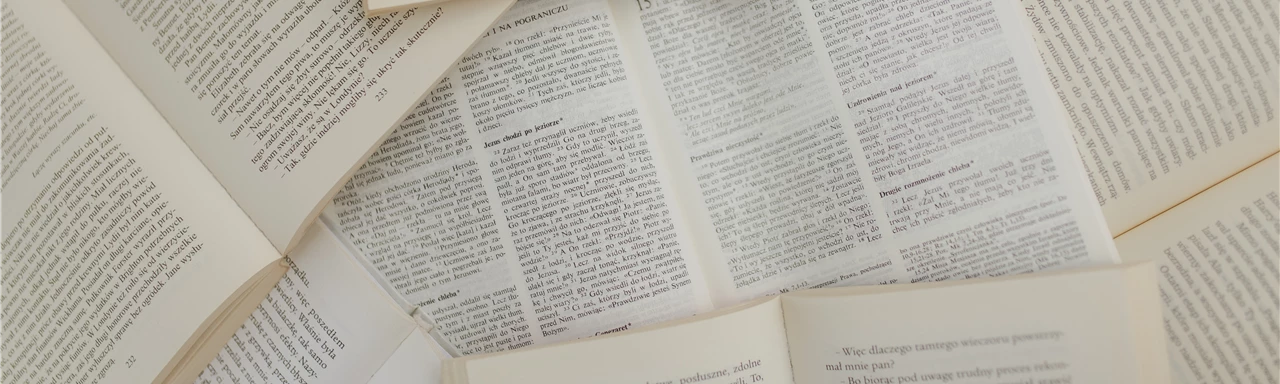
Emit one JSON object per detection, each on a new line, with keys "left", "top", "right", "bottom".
{"left": 2, "top": 0, "right": 1275, "bottom": 383}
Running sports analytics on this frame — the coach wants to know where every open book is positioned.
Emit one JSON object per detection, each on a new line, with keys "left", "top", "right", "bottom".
{"left": 0, "top": 0, "right": 513, "bottom": 382}
{"left": 185, "top": 0, "right": 1274, "bottom": 381}
{"left": 440, "top": 262, "right": 1169, "bottom": 384}
{"left": 316, "top": 0, "right": 1123, "bottom": 357}
{"left": 182, "top": 0, "right": 1137, "bottom": 375}
{"left": 192, "top": 0, "right": 1274, "bottom": 381}
{"left": 1021, "top": 0, "right": 1279, "bottom": 381}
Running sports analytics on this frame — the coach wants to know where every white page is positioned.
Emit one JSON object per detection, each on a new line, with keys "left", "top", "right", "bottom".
{"left": 194, "top": 223, "right": 418, "bottom": 384}
{"left": 1115, "top": 154, "right": 1279, "bottom": 383}
{"left": 1023, "top": 0, "right": 1280, "bottom": 234}
{"left": 62, "top": 0, "right": 515, "bottom": 252}
{"left": 321, "top": 0, "right": 714, "bottom": 355}
{"left": 0, "top": 1, "right": 282, "bottom": 383}
{"left": 608, "top": 0, "right": 1119, "bottom": 303}
{"left": 782, "top": 264, "right": 1169, "bottom": 384}
{"left": 366, "top": 328, "right": 451, "bottom": 384}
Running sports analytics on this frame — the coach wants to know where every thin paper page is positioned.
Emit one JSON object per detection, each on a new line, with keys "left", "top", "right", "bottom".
{"left": 1023, "top": 0, "right": 1280, "bottom": 235}
{"left": 1, "top": 1, "right": 280, "bottom": 382}
{"left": 321, "top": 0, "right": 715, "bottom": 355}
{"left": 455, "top": 298, "right": 794, "bottom": 384}
{"left": 195, "top": 223, "right": 418, "bottom": 384}
{"left": 781, "top": 265, "right": 1167, "bottom": 384}
{"left": 608, "top": 0, "right": 1119, "bottom": 303}
{"left": 1114, "top": 154, "right": 1279, "bottom": 383}
{"left": 62, "top": 0, "right": 515, "bottom": 252}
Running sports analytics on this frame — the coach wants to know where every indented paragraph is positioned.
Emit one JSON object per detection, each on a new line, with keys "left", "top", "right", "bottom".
{"left": 823, "top": 331, "right": 1074, "bottom": 384}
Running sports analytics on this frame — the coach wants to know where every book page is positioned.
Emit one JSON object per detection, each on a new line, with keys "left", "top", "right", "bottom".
{"left": 782, "top": 264, "right": 1168, "bottom": 384}
{"left": 1114, "top": 154, "right": 1279, "bottom": 383}
{"left": 195, "top": 223, "right": 419, "bottom": 384}
{"left": 446, "top": 298, "right": 795, "bottom": 384}
{"left": 607, "top": 0, "right": 1119, "bottom": 302}
{"left": 0, "top": 1, "right": 282, "bottom": 383}
{"left": 62, "top": 0, "right": 515, "bottom": 252}
{"left": 366, "top": 0, "right": 449, "bottom": 17}
{"left": 366, "top": 328, "right": 451, "bottom": 384}
{"left": 320, "top": 0, "right": 715, "bottom": 355}
{"left": 1023, "top": 0, "right": 1280, "bottom": 234}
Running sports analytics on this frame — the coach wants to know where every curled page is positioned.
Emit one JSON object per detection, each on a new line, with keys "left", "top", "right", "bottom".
{"left": 366, "top": 0, "right": 453, "bottom": 17}
{"left": 1, "top": 1, "right": 281, "bottom": 382}
{"left": 63, "top": 0, "right": 516, "bottom": 252}
{"left": 196, "top": 223, "right": 419, "bottom": 384}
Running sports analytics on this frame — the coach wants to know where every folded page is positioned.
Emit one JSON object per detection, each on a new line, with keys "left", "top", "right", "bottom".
{"left": 367, "top": 328, "right": 452, "bottom": 384}
{"left": 195, "top": 223, "right": 419, "bottom": 384}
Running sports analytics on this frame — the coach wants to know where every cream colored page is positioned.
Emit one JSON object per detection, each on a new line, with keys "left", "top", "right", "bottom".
{"left": 457, "top": 298, "right": 794, "bottom": 384}
{"left": 782, "top": 265, "right": 1167, "bottom": 384}
{"left": 1023, "top": 0, "right": 1280, "bottom": 235}
{"left": 1115, "top": 155, "right": 1279, "bottom": 384}
{"left": 195, "top": 223, "right": 418, "bottom": 384}
{"left": 366, "top": 329, "right": 450, "bottom": 384}
{"left": 62, "top": 0, "right": 514, "bottom": 252}
{"left": 0, "top": 1, "right": 280, "bottom": 383}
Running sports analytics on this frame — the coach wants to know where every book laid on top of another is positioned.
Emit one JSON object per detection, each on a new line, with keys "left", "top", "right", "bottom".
{"left": 441, "top": 262, "right": 1170, "bottom": 384}
{"left": 317, "top": 0, "right": 1124, "bottom": 360}
{"left": 1112, "top": 154, "right": 1279, "bottom": 383}
{"left": 1022, "top": 0, "right": 1279, "bottom": 380}
{"left": 183, "top": 0, "right": 1137, "bottom": 381}
{"left": 194, "top": 0, "right": 1273, "bottom": 382}
{"left": 0, "top": 0, "right": 513, "bottom": 382}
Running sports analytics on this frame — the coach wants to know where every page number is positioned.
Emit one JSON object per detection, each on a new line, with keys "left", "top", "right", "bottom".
{"left": 635, "top": 0, "right": 653, "bottom": 11}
